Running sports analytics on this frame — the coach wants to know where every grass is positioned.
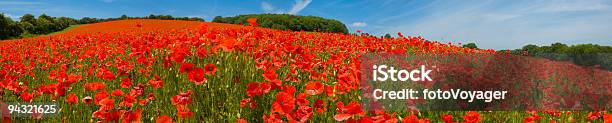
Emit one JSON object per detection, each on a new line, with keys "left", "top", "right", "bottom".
{"left": 17, "top": 25, "right": 81, "bottom": 39}
{"left": 46, "top": 25, "right": 81, "bottom": 35}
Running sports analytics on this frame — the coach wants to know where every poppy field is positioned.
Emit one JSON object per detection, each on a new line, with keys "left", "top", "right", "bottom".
{"left": 0, "top": 19, "right": 610, "bottom": 123}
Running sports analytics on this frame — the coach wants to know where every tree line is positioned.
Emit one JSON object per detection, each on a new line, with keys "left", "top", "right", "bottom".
{"left": 492, "top": 43, "right": 611, "bottom": 70}
{"left": 212, "top": 14, "right": 348, "bottom": 34}
{"left": 0, "top": 13, "right": 205, "bottom": 40}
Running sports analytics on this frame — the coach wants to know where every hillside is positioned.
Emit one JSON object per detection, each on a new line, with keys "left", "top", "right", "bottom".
{"left": 213, "top": 14, "right": 349, "bottom": 34}
{"left": 0, "top": 19, "right": 609, "bottom": 123}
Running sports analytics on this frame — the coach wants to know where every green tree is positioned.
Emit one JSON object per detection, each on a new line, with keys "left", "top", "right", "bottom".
{"left": 515, "top": 43, "right": 612, "bottom": 70}
{"left": 462, "top": 43, "right": 478, "bottom": 49}
{"left": 38, "top": 14, "right": 54, "bottom": 22}
{"left": 384, "top": 33, "right": 392, "bottom": 38}
{"left": 521, "top": 44, "right": 539, "bottom": 53}
{"left": 550, "top": 42, "right": 568, "bottom": 53}
{"left": 213, "top": 14, "right": 349, "bottom": 34}
{"left": 18, "top": 21, "right": 34, "bottom": 34}
{"left": 79, "top": 17, "right": 98, "bottom": 24}
{"left": 20, "top": 14, "right": 36, "bottom": 24}
{"left": 120, "top": 14, "right": 128, "bottom": 20}
{"left": 0, "top": 13, "right": 23, "bottom": 39}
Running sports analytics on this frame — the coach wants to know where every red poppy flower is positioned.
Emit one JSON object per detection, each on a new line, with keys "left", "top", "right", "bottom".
{"left": 336, "top": 101, "right": 362, "bottom": 115}
{"left": 236, "top": 119, "right": 247, "bottom": 123}
{"left": 120, "top": 94, "right": 137, "bottom": 107}
{"left": 111, "top": 89, "right": 124, "bottom": 97}
{"left": 204, "top": 63, "right": 217, "bottom": 75}
{"left": 187, "top": 68, "right": 207, "bottom": 85}
{"left": 271, "top": 92, "right": 295, "bottom": 115}
{"left": 296, "top": 93, "right": 309, "bottom": 106}
{"left": 92, "top": 108, "right": 108, "bottom": 119}
{"left": 97, "top": 98, "right": 114, "bottom": 110}
{"left": 139, "top": 99, "right": 149, "bottom": 106}
{"left": 304, "top": 81, "right": 323, "bottom": 95}
{"left": 66, "top": 93, "right": 78, "bottom": 104}
{"left": 171, "top": 90, "right": 193, "bottom": 105}
{"left": 263, "top": 69, "right": 277, "bottom": 82}
{"left": 217, "top": 38, "right": 236, "bottom": 52}
{"left": 196, "top": 23, "right": 208, "bottom": 33}
{"left": 441, "top": 114, "right": 454, "bottom": 123}
{"left": 122, "top": 109, "right": 143, "bottom": 123}
{"left": 148, "top": 93, "right": 155, "bottom": 100}
{"left": 156, "top": 115, "right": 174, "bottom": 123}
{"left": 94, "top": 90, "right": 109, "bottom": 104}
{"left": 294, "top": 106, "right": 313, "bottom": 122}
{"left": 196, "top": 47, "right": 208, "bottom": 58}
{"left": 176, "top": 105, "right": 193, "bottom": 118}
{"left": 98, "top": 68, "right": 116, "bottom": 80}
{"left": 169, "top": 53, "right": 186, "bottom": 64}
{"left": 121, "top": 78, "right": 132, "bottom": 88}
{"left": 401, "top": 114, "right": 430, "bottom": 123}
{"left": 247, "top": 18, "right": 258, "bottom": 27}
{"left": 463, "top": 111, "right": 480, "bottom": 123}
{"left": 179, "top": 63, "right": 195, "bottom": 73}
{"left": 54, "top": 84, "right": 66, "bottom": 97}
{"left": 524, "top": 115, "right": 540, "bottom": 123}
{"left": 263, "top": 114, "right": 283, "bottom": 123}
{"left": 148, "top": 75, "right": 164, "bottom": 89}
{"left": 260, "top": 82, "right": 271, "bottom": 94}
{"left": 587, "top": 112, "right": 600, "bottom": 121}
{"left": 240, "top": 98, "right": 257, "bottom": 109}
{"left": 84, "top": 82, "right": 105, "bottom": 91}
{"left": 282, "top": 85, "right": 296, "bottom": 94}
{"left": 20, "top": 92, "right": 34, "bottom": 102}
{"left": 334, "top": 113, "right": 352, "bottom": 121}
{"left": 401, "top": 114, "right": 419, "bottom": 123}
{"left": 101, "top": 110, "right": 122, "bottom": 122}
{"left": 325, "top": 85, "right": 335, "bottom": 97}
{"left": 270, "top": 79, "right": 282, "bottom": 90}
{"left": 246, "top": 82, "right": 262, "bottom": 97}
{"left": 130, "top": 84, "right": 145, "bottom": 97}
{"left": 313, "top": 99, "right": 326, "bottom": 113}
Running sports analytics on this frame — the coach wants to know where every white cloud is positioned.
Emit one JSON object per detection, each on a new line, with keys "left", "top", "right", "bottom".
{"left": 351, "top": 22, "right": 368, "bottom": 27}
{"left": 532, "top": 0, "right": 610, "bottom": 13}
{"left": 288, "top": 0, "right": 312, "bottom": 15}
{"left": 481, "top": 14, "right": 520, "bottom": 21}
{"left": 261, "top": 2, "right": 284, "bottom": 14}
{"left": 1, "top": 13, "right": 18, "bottom": 20}
{"left": 377, "top": 0, "right": 612, "bottom": 50}
{"left": 261, "top": 2, "right": 274, "bottom": 13}
{"left": 261, "top": 0, "right": 312, "bottom": 15}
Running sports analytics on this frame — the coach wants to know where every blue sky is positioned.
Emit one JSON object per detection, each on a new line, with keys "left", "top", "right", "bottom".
{"left": 1, "top": 0, "right": 611, "bottom": 50}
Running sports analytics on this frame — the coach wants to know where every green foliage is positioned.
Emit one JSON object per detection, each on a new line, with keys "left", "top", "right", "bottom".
{"left": 513, "top": 42, "right": 612, "bottom": 70}
{"left": 20, "top": 14, "right": 35, "bottom": 24}
{"left": 0, "top": 13, "right": 23, "bottom": 40}
{"left": 384, "top": 33, "right": 392, "bottom": 38}
{"left": 462, "top": 43, "right": 479, "bottom": 49}
{"left": 212, "top": 14, "right": 349, "bottom": 34}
